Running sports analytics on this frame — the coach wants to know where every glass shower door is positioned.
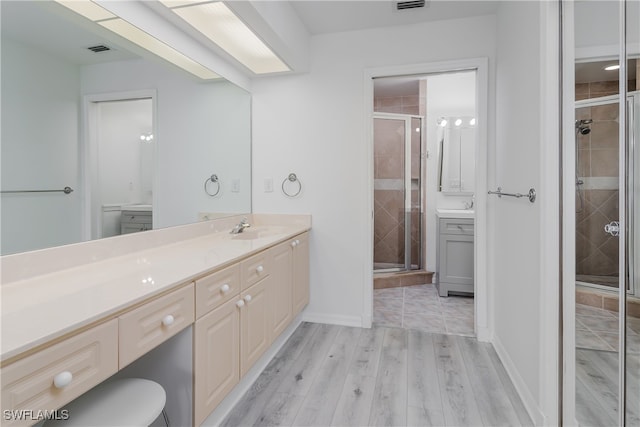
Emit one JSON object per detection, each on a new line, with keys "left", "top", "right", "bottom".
{"left": 373, "top": 114, "right": 422, "bottom": 272}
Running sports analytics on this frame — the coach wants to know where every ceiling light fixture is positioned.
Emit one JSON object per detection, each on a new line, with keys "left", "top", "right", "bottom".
{"left": 604, "top": 64, "right": 620, "bottom": 71}
{"left": 159, "top": 0, "right": 290, "bottom": 74}
{"left": 54, "top": 0, "right": 219, "bottom": 80}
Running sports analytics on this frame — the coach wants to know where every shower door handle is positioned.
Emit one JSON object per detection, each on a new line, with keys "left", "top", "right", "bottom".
{"left": 604, "top": 221, "right": 620, "bottom": 237}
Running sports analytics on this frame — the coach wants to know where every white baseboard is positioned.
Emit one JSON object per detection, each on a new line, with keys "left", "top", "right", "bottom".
{"left": 201, "top": 315, "right": 304, "bottom": 426}
{"left": 301, "top": 311, "right": 363, "bottom": 327}
{"left": 492, "top": 335, "right": 545, "bottom": 426}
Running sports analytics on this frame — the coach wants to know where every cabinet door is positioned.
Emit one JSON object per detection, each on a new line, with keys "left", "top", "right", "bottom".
{"left": 439, "top": 233, "right": 474, "bottom": 285}
{"left": 292, "top": 233, "right": 310, "bottom": 315}
{"left": 194, "top": 298, "right": 239, "bottom": 426}
{"left": 240, "top": 278, "right": 270, "bottom": 376}
{"left": 270, "top": 241, "right": 293, "bottom": 339}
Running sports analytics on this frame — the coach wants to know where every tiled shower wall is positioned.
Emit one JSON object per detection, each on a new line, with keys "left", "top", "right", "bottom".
{"left": 373, "top": 88, "right": 425, "bottom": 268}
{"left": 575, "top": 93, "right": 619, "bottom": 279}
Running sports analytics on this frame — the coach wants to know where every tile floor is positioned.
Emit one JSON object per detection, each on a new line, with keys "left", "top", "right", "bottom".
{"left": 373, "top": 283, "right": 475, "bottom": 336}
{"left": 576, "top": 303, "right": 640, "bottom": 353}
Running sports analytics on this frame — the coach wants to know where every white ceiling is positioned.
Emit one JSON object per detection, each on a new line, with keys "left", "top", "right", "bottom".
{"left": 289, "top": 0, "right": 500, "bottom": 35}
{"left": 1, "top": 1, "right": 139, "bottom": 66}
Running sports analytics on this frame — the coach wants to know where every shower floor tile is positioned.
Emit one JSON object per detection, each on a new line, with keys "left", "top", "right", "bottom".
{"left": 373, "top": 283, "right": 474, "bottom": 337}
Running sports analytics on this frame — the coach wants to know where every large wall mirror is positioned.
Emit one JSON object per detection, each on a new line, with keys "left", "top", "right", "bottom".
{"left": 1, "top": 1, "right": 252, "bottom": 255}
{"left": 569, "top": 0, "right": 639, "bottom": 425}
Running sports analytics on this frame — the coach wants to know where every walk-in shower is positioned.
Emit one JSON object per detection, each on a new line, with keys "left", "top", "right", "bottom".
{"left": 575, "top": 94, "right": 638, "bottom": 295}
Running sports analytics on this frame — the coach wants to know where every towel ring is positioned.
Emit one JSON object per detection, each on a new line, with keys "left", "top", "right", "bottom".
{"left": 204, "top": 174, "right": 221, "bottom": 197}
{"left": 282, "top": 173, "right": 302, "bottom": 198}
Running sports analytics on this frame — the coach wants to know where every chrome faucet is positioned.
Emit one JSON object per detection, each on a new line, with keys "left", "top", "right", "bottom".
{"left": 230, "top": 217, "right": 251, "bottom": 234}
{"left": 464, "top": 196, "right": 475, "bottom": 210}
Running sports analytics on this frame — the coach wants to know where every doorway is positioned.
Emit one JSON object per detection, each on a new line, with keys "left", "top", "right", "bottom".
{"left": 366, "top": 63, "right": 488, "bottom": 340}
{"left": 83, "top": 91, "right": 156, "bottom": 241}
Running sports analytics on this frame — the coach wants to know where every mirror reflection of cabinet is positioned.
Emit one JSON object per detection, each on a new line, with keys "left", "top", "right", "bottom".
{"left": 437, "top": 116, "right": 476, "bottom": 194}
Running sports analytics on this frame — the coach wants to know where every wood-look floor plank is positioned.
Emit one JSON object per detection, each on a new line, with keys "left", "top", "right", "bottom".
{"left": 368, "top": 328, "right": 408, "bottom": 427}
{"left": 575, "top": 349, "right": 619, "bottom": 423}
{"left": 407, "top": 330, "right": 445, "bottom": 426}
{"left": 275, "top": 323, "right": 342, "bottom": 397}
{"left": 293, "top": 326, "right": 362, "bottom": 426}
{"left": 576, "top": 375, "right": 618, "bottom": 427}
{"left": 433, "top": 333, "right": 484, "bottom": 426}
{"left": 253, "top": 392, "right": 305, "bottom": 427}
{"left": 221, "top": 322, "right": 319, "bottom": 427}
{"left": 456, "top": 336, "right": 522, "bottom": 426}
{"left": 331, "top": 327, "right": 385, "bottom": 426}
{"left": 485, "top": 342, "right": 534, "bottom": 426}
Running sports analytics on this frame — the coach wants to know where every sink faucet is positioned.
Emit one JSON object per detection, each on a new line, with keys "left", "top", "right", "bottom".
{"left": 464, "top": 196, "right": 475, "bottom": 210}
{"left": 230, "top": 217, "right": 251, "bottom": 234}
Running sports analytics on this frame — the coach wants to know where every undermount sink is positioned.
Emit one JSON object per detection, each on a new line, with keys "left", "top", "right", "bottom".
{"left": 230, "top": 226, "right": 288, "bottom": 240}
{"left": 436, "top": 209, "right": 475, "bottom": 219}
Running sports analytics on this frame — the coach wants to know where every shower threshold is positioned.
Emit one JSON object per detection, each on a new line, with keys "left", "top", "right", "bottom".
{"left": 374, "top": 269, "right": 433, "bottom": 289}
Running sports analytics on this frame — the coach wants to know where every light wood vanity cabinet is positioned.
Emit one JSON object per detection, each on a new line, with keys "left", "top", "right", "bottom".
{"left": 292, "top": 233, "right": 310, "bottom": 315}
{"left": 193, "top": 231, "right": 310, "bottom": 425}
{"left": 1, "top": 320, "right": 118, "bottom": 427}
{"left": 193, "top": 298, "right": 240, "bottom": 426}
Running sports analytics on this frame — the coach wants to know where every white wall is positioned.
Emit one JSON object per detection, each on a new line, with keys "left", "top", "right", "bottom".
{"left": 1, "top": 38, "right": 82, "bottom": 254}
{"left": 492, "top": 1, "right": 544, "bottom": 423}
{"left": 252, "top": 15, "right": 497, "bottom": 325}
{"left": 81, "top": 58, "right": 252, "bottom": 229}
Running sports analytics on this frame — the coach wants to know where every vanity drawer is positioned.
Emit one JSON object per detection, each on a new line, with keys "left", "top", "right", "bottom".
{"left": 120, "top": 211, "right": 152, "bottom": 224}
{"left": 1, "top": 320, "right": 118, "bottom": 426}
{"left": 439, "top": 218, "right": 474, "bottom": 235}
{"left": 119, "top": 284, "right": 194, "bottom": 368}
{"left": 195, "top": 264, "right": 241, "bottom": 319}
{"left": 240, "top": 251, "right": 270, "bottom": 290}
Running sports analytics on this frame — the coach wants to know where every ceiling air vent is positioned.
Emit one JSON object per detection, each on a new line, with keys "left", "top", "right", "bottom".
{"left": 87, "top": 45, "right": 111, "bottom": 53}
{"left": 395, "top": 0, "right": 426, "bottom": 10}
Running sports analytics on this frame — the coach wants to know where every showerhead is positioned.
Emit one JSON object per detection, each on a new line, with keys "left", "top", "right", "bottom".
{"left": 575, "top": 119, "right": 592, "bottom": 135}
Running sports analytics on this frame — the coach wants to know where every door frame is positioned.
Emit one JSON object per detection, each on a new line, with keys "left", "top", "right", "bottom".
{"left": 363, "top": 57, "right": 490, "bottom": 341}
{"left": 81, "top": 89, "right": 158, "bottom": 241}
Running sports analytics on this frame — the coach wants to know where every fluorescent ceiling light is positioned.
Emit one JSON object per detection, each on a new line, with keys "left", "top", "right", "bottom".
{"left": 56, "top": 0, "right": 116, "bottom": 21}
{"left": 54, "top": 0, "right": 219, "bottom": 80}
{"left": 160, "top": 1, "right": 290, "bottom": 74}
{"left": 99, "top": 19, "right": 219, "bottom": 80}
{"left": 604, "top": 64, "right": 620, "bottom": 71}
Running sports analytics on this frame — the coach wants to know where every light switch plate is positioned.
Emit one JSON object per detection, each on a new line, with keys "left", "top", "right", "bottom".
{"left": 264, "top": 178, "right": 273, "bottom": 192}
{"left": 231, "top": 179, "right": 240, "bottom": 192}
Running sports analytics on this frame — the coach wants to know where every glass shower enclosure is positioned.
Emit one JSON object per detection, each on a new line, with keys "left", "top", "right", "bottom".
{"left": 373, "top": 113, "right": 422, "bottom": 272}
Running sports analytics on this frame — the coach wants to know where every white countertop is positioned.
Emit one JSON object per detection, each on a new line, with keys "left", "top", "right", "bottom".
{"left": 436, "top": 209, "right": 475, "bottom": 219}
{"left": 0, "top": 215, "right": 310, "bottom": 362}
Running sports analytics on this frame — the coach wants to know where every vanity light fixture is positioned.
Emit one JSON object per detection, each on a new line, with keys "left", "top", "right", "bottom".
{"left": 140, "top": 133, "right": 154, "bottom": 142}
{"left": 158, "top": 0, "right": 290, "bottom": 74}
{"left": 604, "top": 64, "right": 620, "bottom": 71}
{"left": 53, "top": 1, "right": 220, "bottom": 80}
{"left": 469, "top": 118, "right": 476, "bottom": 126}
{"left": 454, "top": 118, "right": 462, "bottom": 127}
{"left": 438, "top": 118, "right": 448, "bottom": 127}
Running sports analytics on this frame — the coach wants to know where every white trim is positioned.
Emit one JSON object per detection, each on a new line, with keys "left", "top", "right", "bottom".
{"left": 81, "top": 90, "right": 158, "bottom": 242}
{"left": 363, "top": 58, "right": 490, "bottom": 342}
{"left": 493, "top": 335, "right": 545, "bottom": 426}
{"left": 538, "top": 2, "right": 562, "bottom": 425}
{"left": 301, "top": 312, "right": 363, "bottom": 328}
{"left": 200, "top": 316, "right": 304, "bottom": 426}
{"left": 561, "top": 1, "right": 577, "bottom": 425}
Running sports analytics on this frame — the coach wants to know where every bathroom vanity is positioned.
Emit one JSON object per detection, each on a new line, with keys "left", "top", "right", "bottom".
{"left": 435, "top": 210, "right": 474, "bottom": 297}
{"left": 0, "top": 214, "right": 310, "bottom": 426}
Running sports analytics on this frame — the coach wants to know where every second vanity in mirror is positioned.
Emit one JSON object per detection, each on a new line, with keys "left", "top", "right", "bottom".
{"left": 0, "top": 0, "right": 251, "bottom": 255}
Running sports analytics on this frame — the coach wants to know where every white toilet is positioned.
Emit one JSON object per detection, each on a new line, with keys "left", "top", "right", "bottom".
{"left": 44, "top": 378, "right": 167, "bottom": 427}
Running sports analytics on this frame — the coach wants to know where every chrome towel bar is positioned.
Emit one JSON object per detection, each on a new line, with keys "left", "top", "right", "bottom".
{"left": 1, "top": 186, "right": 74, "bottom": 195}
{"left": 488, "top": 187, "right": 536, "bottom": 203}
